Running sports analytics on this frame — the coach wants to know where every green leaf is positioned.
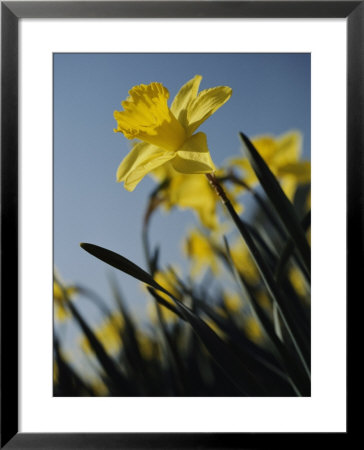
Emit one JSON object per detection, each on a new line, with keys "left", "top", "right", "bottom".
{"left": 275, "top": 210, "right": 311, "bottom": 285}
{"left": 210, "top": 190, "right": 310, "bottom": 384}
{"left": 107, "top": 274, "right": 150, "bottom": 381}
{"left": 147, "top": 287, "right": 184, "bottom": 320}
{"left": 148, "top": 287, "right": 267, "bottom": 396}
{"left": 222, "top": 237, "right": 309, "bottom": 396}
{"left": 54, "top": 339, "right": 94, "bottom": 396}
{"left": 81, "top": 242, "right": 266, "bottom": 395}
{"left": 67, "top": 301, "right": 134, "bottom": 395}
{"left": 239, "top": 132, "right": 311, "bottom": 274}
{"left": 80, "top": 243, "right": 164, "bottom": 292}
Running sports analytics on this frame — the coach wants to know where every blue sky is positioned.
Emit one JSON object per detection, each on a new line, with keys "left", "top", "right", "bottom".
{"left": 54, "top": 53, "right": 310, "bottom": 328}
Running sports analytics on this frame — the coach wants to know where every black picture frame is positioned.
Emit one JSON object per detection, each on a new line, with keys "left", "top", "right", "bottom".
{"left": 1, "top": 1, "right": 357, "bottom": 448}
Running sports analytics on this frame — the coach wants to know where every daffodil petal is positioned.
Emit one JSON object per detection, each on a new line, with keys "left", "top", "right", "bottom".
{"left": 117, "top": 142, "right": 157, "bottom": 180}
{"left": 116, "top": 141, "right": 175, "bottom": 191}
{"left": 168, "top": 174, "right": 218, "bottom": 229}
{"left": 276, "top": 161, "right": 311, "bottom": 183}
{"left": 150, "top": 161, "right": 176, "bottom": 183}
{"left": 170, "top": 75, "right": 202, "bottom": 129}
{"left": 186, "top": 86, "right": 232, "bottom": 135}
{"left": 251, "top": 136, "right": 277, "bottom": 161}
{"left": 123, "top": 155, "right": 176, "bottom": 191}
{"left": 280, "top": 177, "right": 297, "bottom": 201}
{"left": 172, "top": 132, "right": 215, "bottom": 174}
{"left": 272, "top": 131, "right": 303, "bottom": 166}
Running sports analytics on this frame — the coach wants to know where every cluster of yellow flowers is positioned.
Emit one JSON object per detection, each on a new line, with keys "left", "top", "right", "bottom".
{"left": 112, "top": 76, "right": 310, "bottom": 333}
{"left": 54, "top": 75, "right": 311, "bottom": 396}
{"left": 230, "top": 131, "right": 311, "bottom": 201}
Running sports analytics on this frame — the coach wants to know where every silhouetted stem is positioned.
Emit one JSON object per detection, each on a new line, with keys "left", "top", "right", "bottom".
{"left": 141, "top": 180, "right": 171, "bottom": 274}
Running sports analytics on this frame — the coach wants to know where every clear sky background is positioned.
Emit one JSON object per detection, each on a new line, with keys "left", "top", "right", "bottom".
{"left": 54, "top": 53, "right": 310, "bottom": 330}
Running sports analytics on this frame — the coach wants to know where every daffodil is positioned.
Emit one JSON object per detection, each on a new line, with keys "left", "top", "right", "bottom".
{"left": 53, "top": 275, "right": 77, "bottom": 322}
{"left": 183, "top": 229, "right": 219, "bottom": 278}
{"left": 288, "top": 266, "right": 308, "bottom": 298}
{"left": 136, "top": 331, "right": 161, "bottom": 361}
{"left": 152, "top": 162, "right": 219, "bottom": 229}
{"left": 150, "top": 161, "right": 242, "bottom": 230}
{"left": 244, "top": 316, "right": 264, "bottom": 344}
{"left": 223, "top": 292, "right": 243, "bottom": 313}
{"left": 88, "top": 378, "right": 109, "bottom": 396}
{"left": 230, "top": 130, "right": 310, "bottom": 200}
{"left": 146, "top": 269, "right": 180, "bottom": 323}
{"left": 255, "top": 290, "right": 271, "bottom": 310}
{"left": 80, "top": 312, "right": 124, "bottom": 355}
{"left": 114, "top": 75, "right": 232, "bottom": 191}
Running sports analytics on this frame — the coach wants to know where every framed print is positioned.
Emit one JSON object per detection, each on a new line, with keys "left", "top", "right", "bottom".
{"left": 1, "top": 1, "right": 358, "bottom": 448}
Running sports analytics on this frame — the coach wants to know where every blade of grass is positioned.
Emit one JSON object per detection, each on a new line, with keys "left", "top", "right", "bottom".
{"left": 242, "top": 221, "right": 310, "bottom": 341}
{"left": 80, "top": 243, "right": 161, "bottom": 289}
{"left": 81, "top": 242, "right": 276, "bottom": 395}
{"left": 67, "top": 301, "right": 135, "bottom": 395}
{"left": 142, "top": 179, "right": 169, "bottom": 274}
{"left": 147, "top": 287, "right": 267, "bottom": 396}
{"left": 54, "top": 339, "right": 95, "bottom": 397}
{"left": 189, "top": 290, "right": 291, "bottom": 386}
{"left": 152, "top": 296, "right": 186, "bottom": 396}
{"left": 275, "top": 210, "right": 311, "bottom": 285}
{"left": 239, "top": 132, "right": 311, "bottom": 274}
{"left": 74, "top": 285, "right": 112, "bottom": 317}
{"left": 206, "top": 175, "right": 311, "bottom": 383}
{"left": 107, "top": 274, "right": 152, "bottom": 391}
{"left": 146, "top": 288, "right": 185, "bottom": 321}
{"left": 222, "top": 236, "right": 309, "bottom": 396}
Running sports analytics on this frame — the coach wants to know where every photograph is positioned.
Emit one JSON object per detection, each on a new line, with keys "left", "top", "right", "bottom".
{"left": 53, "top": 52, "right": 311, "bottom": 397}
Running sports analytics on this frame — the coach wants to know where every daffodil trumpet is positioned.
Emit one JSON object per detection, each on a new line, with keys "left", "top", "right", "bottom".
{"left": 114, "top": 75, "right": 232, "bottom": 191}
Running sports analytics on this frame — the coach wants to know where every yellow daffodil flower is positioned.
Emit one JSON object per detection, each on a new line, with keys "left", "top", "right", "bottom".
{"left": 136, "top": 332, "right": 161, "bottom": 361}
{"left": 114, "top": 75, "right": 232, "bottom": 191}
{"left": 183, "top": 229, "right": 219, "bottom": 278}
{"left": 255, "top": 290, "right": 271, "bottom": 310}
{"left": 223, "top": 292, "right": 243, "bottom": 313}
{"left": 230, "top": 130, "right": 310, "bottom": 200}
{"left": 146, "top": 269, "right": 180, "bottom": 323}
{"left": 153, "top": 162, "right": 219, "bottom": 229}
{"left": 244, "top": 316, "right": 264, "bottom": 343}
{"left": 88, "top": 378, "right": 109, "bottom": 396}
{"left": 53, "top": 275, "right": 77, "bottom": 322}
{"left": 151, "top": 161, "right": 243, "bottom": 230}
{"left": 147, "top": 301, "right": 178, "bottom": 324}
{"left": 288, "top": 266, "right": 308, "bottom": 298}
{"left": 80, "top": 312, "right": 124, "bottom": 355}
